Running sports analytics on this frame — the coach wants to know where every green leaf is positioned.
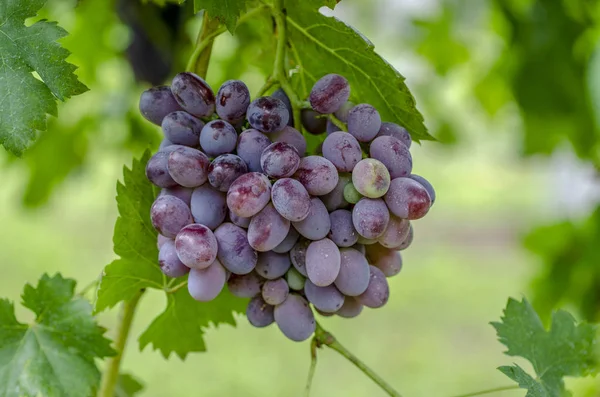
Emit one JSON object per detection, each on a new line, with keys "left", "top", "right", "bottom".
{"left": 0, "top": 274, "right": 115, "bottom": 397}
{"left": 286, "top": 2, "right": 432, "bottom": 141}
{"left": 115, "top": 373, "right": 144, "bottom": 397}
{"left": 491, "top": 298, "right": 599, "bottom": 396}
{"left": 194, "top": 0, "right": 249, "bottom": 32}
{"left": 0, "top": 0, "right": 88, "bottom": 156}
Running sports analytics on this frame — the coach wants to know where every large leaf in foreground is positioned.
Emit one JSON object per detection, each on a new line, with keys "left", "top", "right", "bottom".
{"left": 194, "top": 0, "right": 250, "bottom": 32}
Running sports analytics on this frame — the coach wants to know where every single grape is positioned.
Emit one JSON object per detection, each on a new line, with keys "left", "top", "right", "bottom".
{"left": 158, "top": 240, "right": 190, "bottom": 278}
{"left": 352, "top": 158, "right": 391, "bottom": 198}
{"left": 248, "top": 204, "right": 291, "bottom": 252}
{"left": 229, "top": 210, "right": 251, "bottom": 228}
{"left": 343, "top": 182, "right": 363, "bottom": 204}
{"left": 309, "top": 73, "right": 351, "bottom": 114}
{"left": 365, "top": 244, "right": 403, "bottom": 277}
{"left": 199, "top": 120, "right": 237, "bottom": 157}
{"left": 274, "top": 294, "right": 316, "bottom": 342}
{"left": 315, "top": 308, "right": 334, "bottom": 317}
{"left": 384, "top": 177, "right": 431, "bottom": 220}
{"left": 228, "top": 272, "right": 263, "bottom": 298}
{"left": 322, "top": 132, "right": 362, "bottom": 172}
{"left": 227, "top": 172, "right": 272, "bottom": 218}
{"left": 171, "top": 72, "right": 215, "bottom": 117}
{"left": 378, "top": 216, "right": 410, "bottom": 249}
{"left": 150, "top": 195, "right": 193, "bottom": 238}
{"left": 272, "top": 126, "right": 306, "bottom": 156}
{"left": 301, "top": 109, "right": 327, "bottom": 135}
{"left": 334, "top": 101, "right": 354, "bottom": 123}
{"left": 190, "top": 185, "right": 227, "bottom": 230}
{"left": 273, "top": 228, "right": 300, "bottom": 254}
{"left": 357, "top": 266, "right": 389, "bottom": 308}
{"left": 139, "top": 86, "right": 182, "bottom": 125}
{"left": 306, "top": 238, "right": 341, "bottom": 287}
{"left": 336, "top": 296, "right": 363, "bottom": 318}
{"left": 174, "top": 224, "right": 218, "bottom": 269}
{"left": 376, "top": 122, "right": 412, "bottom": 148}
{"left": 396, "top": 224, "right": 413, "bottom": 250}
{"left": 255, "top": 251, "right": 291, "bottom": 280}
{"left": 326, "top": 119, "right": 340, "bottom": 135}
{"left": 208, "top": 154, "right": 248, "bottom": 192}
{"left": 290, "top": 239, "right": 310, "bottom": 276}
{"left": 214, "top": 223, "right": 257, "bottom": 275}
{"left": 236, "top": 129, "right": 272, "bottom": 172}
{"left": 247, "top": 96, "right": 289, "bottom": 133}
{"left": 216, "top": 80, "right": 250, "bottom": 123}
{"left": 188, "top": 259, "right": 226, "bottom": 301}
{"left": 334, "top": 248, "right": 370, "bottom": 296}
{"left": 159, "top": 186, "right": 193, "bottom": 206}
{"left": 271, "top": 178, "right": 311, "bottom": 222}
{"left": 146, "top": 149, "right": 178, "bottom": 188}
{"left": 286, "top": 267, "right": 306, "bottom": 291}
{"left": 292, "top": 198, "right": 331, "bottom": 240}
{"left": 353, "top": 244, "right": 366, "bottom": 255}
{"left": 271, "top": 88, "right": 294, "bottom": 126}
{"left": 352, "top": 198, "right": 390, "bottom": 239}
{"left": 167, "top": 146, "right": 209, "bottom": 188}
{"left": 347, "top": 104, "right": 381, "bottom": 142}
{"left": 304, "top": 280, "right": 345, "bottom": 313}
{"left": 370, "top": 136, "right": 412, "bottom": 179}
{"left": 159, "top": 138, "right": 174, "bottom": 150}
{"left": 409, "top": 174, "right": 436, "bottom": 204}
{"left": 293, "top": 156, "right": 339, "bottom": 196}
{"left": 157, "top": 234, "right": 171, "bottom": 249}
{"left": 161, "top": 111, "right": 204, "bottom": 147}
{"left": 247, "top": 296, "right": 275, "bottom": 327}
{"left": 321, "top": 173, "right": 351, "bottom": 212}
{"left": 328, "top": 209, "right": 358, "bottom": 247}
{"left": 262, "top": 278, "right": 289, "bottom": 305}
{"left": 260, "top": 142, "right": 300, "bottom": 178}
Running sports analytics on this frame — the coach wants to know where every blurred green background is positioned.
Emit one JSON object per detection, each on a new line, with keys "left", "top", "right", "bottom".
{"left": 2, "top": 0, "right": 600, "bottom": 395}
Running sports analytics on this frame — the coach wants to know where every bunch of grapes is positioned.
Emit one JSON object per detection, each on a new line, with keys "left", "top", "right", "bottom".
{"left": 140, "top": 72, "right": 435, "bottom": 342}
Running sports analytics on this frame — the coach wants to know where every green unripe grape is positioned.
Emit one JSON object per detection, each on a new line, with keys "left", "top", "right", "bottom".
{"left": 344, "top": 182, "right": 362, "bottom": 204}
{"left": 286, "top": 267, "right": 306, "bottom": 291}
{"left": 352, "top": 158, "right": 391, "bottom": 198}
{"left": 357, "top": 235, "right": 378, "bottom": 245}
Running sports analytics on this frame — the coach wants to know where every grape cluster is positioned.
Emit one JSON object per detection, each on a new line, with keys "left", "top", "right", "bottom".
{"left": 140, "top": 72, "right": 435, "bottom": 342}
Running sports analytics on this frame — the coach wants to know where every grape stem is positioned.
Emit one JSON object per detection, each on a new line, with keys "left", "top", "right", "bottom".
{"left": 166, "top": 280, "right": 188, "bottom": 294}
{"left": 313, "top": 322, "right": 403, "bottom": 397}
{"left": 328, "top": 114, "right": 347, "bottom": 132}
{"left": 448, "top": 385, "right": 521, "bottom": 397}
{"left": 98, "top": 289, "right": 145, "bottom": 397}
{"left": 304, "top": 338, "right": 319, "bottom": 397}
{"left": 187, "top": 12, "right": 222, "bottom": 78}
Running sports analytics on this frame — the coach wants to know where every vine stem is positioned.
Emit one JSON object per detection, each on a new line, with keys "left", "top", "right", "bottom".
{"left": 187, "top": 12, "right": 222, "bottom": 78}
{"left": 448, "top": 384, "right": 521, "bottom": 397}
{"left": 314, "top": 322, "right": 402, "bottom": 397}
{"left": 304, "top": 338, "right": 318, "bottom": 397}
{"left": 98, "top": 289, "right": 145, "bottom": 397}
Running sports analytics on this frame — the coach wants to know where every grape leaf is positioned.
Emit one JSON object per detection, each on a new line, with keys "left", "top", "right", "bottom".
{"left": 0, "top": 274, "right": 115, "bottom": 397}
{"left": 116, "top": 373, "right": 144, "bottom": 397}
{"left": 193, "top": 0, "right": 250, "bottom": 32}
{"left": 492, "top": 298, "right": 599, "bottom": 396}
{"left": 286, "top": 2, "right": 432, "bottom": 141}
{"left": 0, "top": 0, "right": 88, "bottom": 156}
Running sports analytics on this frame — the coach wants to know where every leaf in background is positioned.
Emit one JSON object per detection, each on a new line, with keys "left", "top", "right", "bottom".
{"left": 492, "top": 298, "right": 599, "bottom": 396}
{"left": 0, "top": 274, "right": 115, "bottom": 397}
{"left": 0, "top": 0, "right": 88, "bottom": 156}
{"left": 286, "top": 2, "right": 431, "bottom": 141}
{"left": 143, "top": 0, "right": 185, "bottom": 6}
{"left": 115, "top": 373, "right": 144, "bottom": 397}
{"left": 194, "top": 0, "right": 249, "bottom": 32}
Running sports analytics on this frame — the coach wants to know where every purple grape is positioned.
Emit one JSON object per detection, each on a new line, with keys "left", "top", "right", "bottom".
{"left": 188, "top": 259, "right": 226, "bottom": 301}
{"left": 322, "top": 132, "right": 362, "bottom": 172}
{"left": 274, "top": 294, "right": 316, "bottom": 342}
{"left": 273, "top": 228, "right": 300, "bottom": 254}
{"left": 190, "top": 185, "right": 227, "bottom": 230}
{"left": 301, "top": 109, "right": 327, "bottom": 135}
{"left": 334, "top": 101, "right": 354, "bottom": 123}
{"left": 334, "top": 248, "right": 370, "bottom": 296}
{"left": 306, "top": 238, "right": 341, "bottom": 287}
{"left": 409, "top": 174, "right": 436, "bottom": 204}
{"left": 161, "top": 111, "right": 204, "bottom": 147}
{"left": 286, "top": 267, "right": 306, "bottom": 291}
{"left": 248, "top": 203, "right": 291, "bottom": 252}
{"left": 357, "top": 266, "right": 390, "bottom": 308}
{"left": 353, "top": 244, "right": 366, "bottom": 255}
{"left": 292, "top": 198, "right": 331, "bottom": 240}
{"left": 171, "top": 72, "right": 215, "bottom": 117}
{"left": 271, "top": 88, "right": 294, "bottom": 126}
{"left": 321, "top": 173, "right": 351, "bottom": 212}
{"left": 347, "top": 104, "right": 381, "bottom": 142}
{"left": 167, "top": 146, "right": 210, "bottom": 188}
{"left": 262, "top": 278, "right": 289, "bottom": 305}
{"left": 326, "top": 119, "right": 339, "bottom": 135}
{"left": 229, "top": 210, "right": 251, "bottom": 228}
{"left": 293, "top": 156, "right": 339, "bottom": 196}
{"left": 377, "top": 122, "right": 412, "bottom": 148}
{"left": 396, "top": 224, "right": 413, "bottom": 250}
{"left": 216, "top": 80, "right": 250, "bottom": 122}
{"left": 157, "top": 234, "right": 171, "bottom": 249}
{"left": 227, "top": 172, "right": 271, "bottom": 218}
{"left": 247, "top": 96, "right": 289, "bottom": 133}
{"left": 290, "top": 239, "right": 310, "bottom": 276}
{"left": 159, "top": 186, "right": 193, "bottom": 206}
{"left": 272, "top": 126, "right": 306, "bottom": 156}
{"left": 199, "top": 120, "right": 237, "bottom": 157}
{"left": 247, "top": 296, "right": 275, "bottom": 327}
{"left": 175, "top": 224, "right": 218, "bottom": 269}
{"left": 158, "top": 240, "right": 190, "bottom": 278}
{"left": 365, "top": 244, "right": 403, "bottom": 277}
{"left": 159, "top": 138, "right": 174, "bottom": 150}
{"left": 146, "top": 149, "right": 178, "bottom": 188}
{"left": 228, "top": 272, "right": 263, "bottom": 298}
{"left": 150, "top": 195, "right": 193, "bottom": 238}
{"left": 260, "top": 142, "right": 300, "bottom": 178}
{"left": 352, "top": 158, "right": 391, "bottom": 198}
{"left": 328, "top": 209, "right": 358, "bottom": 247}
{"left": 208, "top": 154, "right": 248, "bottom": 192}
{"left": 255, "top": 251, "right": 291, "bottom": 280}
{"left": 139, "top": 86, "right": 182, "bottom": 125}
{"left": 370, "top": 136, "right": 412, "bottom": 179}
{"left": 236, "top": 129, "right": 272, "bottom": 172}
{"left": 309, "top": 74, "right": 351, "bottom": 114}
{"left": 214, "top": 223, "right": 257, "bottom": 274}
{"left": 384, "top": 177, "right": 431, "bottom": 220}
{"left": 336, "top": 296, "right": 363, "bottom": 318}
{"left": 271, "top": 178, "right": 311, "bottom": 222}
{"left": 378, "top": 216, "right": 410, "bottom": 249}
{"left": 352, "top": 198, "right": 390, "bottom": 239}
{"left": 304, "top": 280, "right": 345, "bottom": 313}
